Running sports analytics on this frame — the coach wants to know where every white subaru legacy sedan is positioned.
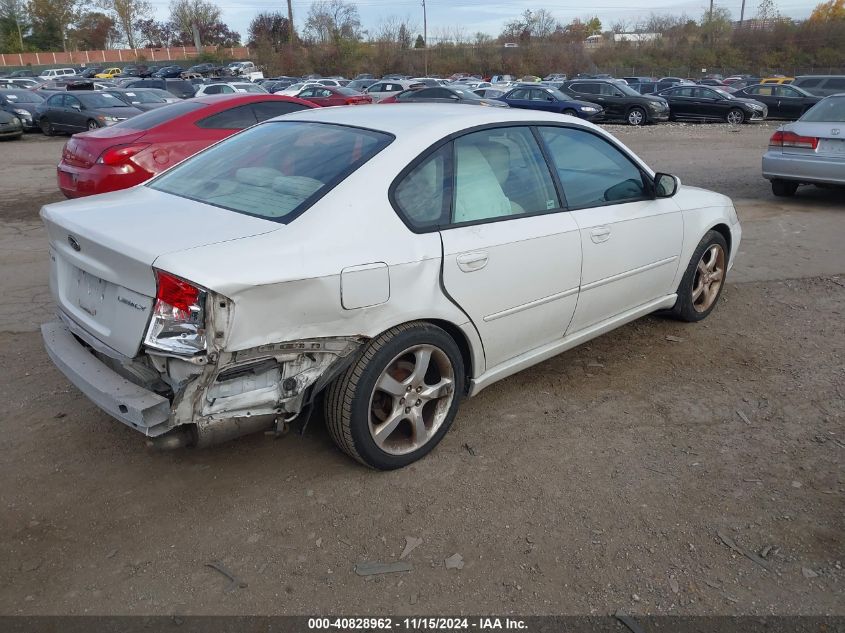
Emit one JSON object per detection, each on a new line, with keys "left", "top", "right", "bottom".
{"left": 41, "top": 105, "right": 741, "bottom": 469}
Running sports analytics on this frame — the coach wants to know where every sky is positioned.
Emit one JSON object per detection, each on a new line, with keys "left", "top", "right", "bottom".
{"left": 146, "top": 0, "right": 819, "bottom": 43}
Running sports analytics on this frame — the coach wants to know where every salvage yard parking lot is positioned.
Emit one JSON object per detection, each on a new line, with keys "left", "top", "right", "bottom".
{"left": 0, "top": 122, "right": 843, "bottom": 616}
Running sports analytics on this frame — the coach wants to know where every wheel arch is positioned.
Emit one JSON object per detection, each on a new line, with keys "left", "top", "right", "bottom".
{"left": 709, "top": 222, "right": 733, "bottom": 258}
{"left": 424, "top": 318, "right": 476, "bottom": 394}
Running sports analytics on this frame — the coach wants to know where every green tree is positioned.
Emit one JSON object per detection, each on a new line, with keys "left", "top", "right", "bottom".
{"left": 0, "top": 0, "right": 27, "bottom": 51}
{"left": 97, "top": 0, "right": 150, "bottom": 48}
{"left": 28, "top": 0, "right": 84, "bottom": 51}
{"left": 414, "top": 33, "right": 424, "bottom": 48}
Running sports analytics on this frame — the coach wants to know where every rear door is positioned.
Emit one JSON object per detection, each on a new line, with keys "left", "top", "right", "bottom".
{"left": 538, "top": 125, "right": 683, "bottom": 332}
{"left": 773, "top": 85, "right": 804, "bottom": 118}
{"left": 435, "top": 126, "right": 582, "bottom": 368}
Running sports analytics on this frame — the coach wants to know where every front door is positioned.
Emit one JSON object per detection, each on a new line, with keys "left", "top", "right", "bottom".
{"left": 438, "top": 126, "right": 582, "bottom": 368}
{"left": 537, "top": 125, "right": 683, "bottom": 332}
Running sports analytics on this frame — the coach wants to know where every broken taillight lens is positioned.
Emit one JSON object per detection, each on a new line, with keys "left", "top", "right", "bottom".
{"left": 143, "top": 270, "right": 207, "bottom": 355}
{"left": 769, "top": 130, "right": 818, "bottom": 150}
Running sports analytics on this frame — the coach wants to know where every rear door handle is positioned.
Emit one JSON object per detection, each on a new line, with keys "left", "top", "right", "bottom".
{"left": 590, "top": 226, "right": 611, "bottom": 243}
{"left": 456, "top": 251, "right": 489, "bottom": 272}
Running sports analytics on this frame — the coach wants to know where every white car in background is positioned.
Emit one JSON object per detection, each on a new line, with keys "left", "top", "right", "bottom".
{"left": 193, "top": 82, "right": 268, "bottom": 96}
{"left": 277, "top": 81, "right": 321, "bottom": 96}
{"left": 40, "top": 105, "right": 741, "bottom": 469}
{"left": 365, "top": 80, "right": 419, "bottom": 102}
{"left": 226, "top": 61, "right": 264, "bottom": 82}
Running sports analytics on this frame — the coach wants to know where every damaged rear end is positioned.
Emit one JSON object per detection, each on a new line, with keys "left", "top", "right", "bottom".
{"left": 40, "top": 188, "right": 365, "bottom": 449}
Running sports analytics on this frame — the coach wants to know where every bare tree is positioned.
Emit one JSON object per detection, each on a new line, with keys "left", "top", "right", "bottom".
{"left": 304, "top": 0, "right": 362, "bottom": 44}
{"left": 168, "top": 0, "right": 220, "bottom": 40}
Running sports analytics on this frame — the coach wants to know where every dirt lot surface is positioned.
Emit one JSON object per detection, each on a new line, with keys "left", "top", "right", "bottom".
{"left": 0, "top": 123, "right": 842, "bottom": 617}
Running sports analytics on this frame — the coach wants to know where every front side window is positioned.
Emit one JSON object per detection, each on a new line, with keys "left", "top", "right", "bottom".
{"left": 150, "top": 122, "right": 393, "bottom": 222}
{"left": 508, "top": 89, "right": 529, "bottom": 100}
{"left": 539, "top": 126, "right": 648, "bottom": 209}
{"left": 452, "top": 127, "right": 559, "bottom": 224}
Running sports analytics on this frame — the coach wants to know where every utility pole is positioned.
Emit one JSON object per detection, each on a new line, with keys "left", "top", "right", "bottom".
{"left": 287, "top": 0, "right": 295, "bottom": 51}
{"left": 739, "top": 0, "right": 746, "bottom": 27}
{"left": 422, "top": 0, "right": 428, "bottom": 76}
{"left": 709, "top": 0, "right": 714, "bottom": 22}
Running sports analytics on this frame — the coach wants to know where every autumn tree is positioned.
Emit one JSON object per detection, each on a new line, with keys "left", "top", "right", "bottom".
{"left": 810, "top": 0, "right": 845, "bottom": 20}
{"left": 247, "top": 11, "right": 293, "bottom": 49}
{"left": 98, "top": 0, "right": 150, "bottom": 48}
{"left": 69, "top": 10, "right": 117, "bottom": 49}
{"left": 168, "top": 0, "right": 239, "bottom": 46}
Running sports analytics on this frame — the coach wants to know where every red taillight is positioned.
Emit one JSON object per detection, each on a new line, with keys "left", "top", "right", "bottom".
{"left": 769, "top": 130, "right": 818, "bottom": 150}
{"left": 96, "top": 143, "right": 150, "bottom": 166}
{"left": 156, "top": 271, "right": 200, "bottom": 313}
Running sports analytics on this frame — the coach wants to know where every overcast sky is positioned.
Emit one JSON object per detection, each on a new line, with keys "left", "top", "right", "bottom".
{"left": 147, "top": 0, "right": 818, "bottom": 42}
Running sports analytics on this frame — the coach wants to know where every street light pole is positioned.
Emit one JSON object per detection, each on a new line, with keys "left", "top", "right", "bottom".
{"left": 422, "top": 0, "right": 428, "bottom": 76}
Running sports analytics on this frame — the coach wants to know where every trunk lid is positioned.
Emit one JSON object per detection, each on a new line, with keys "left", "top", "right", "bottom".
{"left": 788, "top": 121, "right": 845, "bottom": 157}
{"left": 62, "top": 127, "right": 146, "bottom": 168}
{"left": 42, "top": 186, "right": 280, "bottom": 357}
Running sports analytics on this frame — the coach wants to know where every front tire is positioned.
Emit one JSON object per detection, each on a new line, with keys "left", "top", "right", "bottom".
{"left": 324, "top": 322, "right": 465, "bottom": 470}
{"left": 726, "top": 108, "right": 745, "bottom": 125}
{"left": 40, "top": 118, "right": 54, "bottom": 136}
{"left": 86, "top": 119, "right": 100, "bottom": 131}
{"left": 627, "top": 107, "right": 646, "bottom": 126}
{"left": 562, "top": 109, "right": 577, "bottom": 117}
{"left": 668, "top": 230, "right": 729, "bottom": 322}
{"left": 771, "top": 179, "right": 799, "bottom": 197}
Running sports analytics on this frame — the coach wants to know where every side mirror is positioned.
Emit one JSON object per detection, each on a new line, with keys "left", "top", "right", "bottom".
{"left": 654, "top": 173, "right": 679, "bottom": 198}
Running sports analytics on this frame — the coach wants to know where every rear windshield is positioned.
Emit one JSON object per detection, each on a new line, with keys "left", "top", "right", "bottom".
{"left": 800, "top": 96, "right": 845, "bottom": 122}
{"left": 149, "top": 121, "right": 393, "bottom": 223}
{"left": 113, "top": 100, "right": 205, "bottom": 130}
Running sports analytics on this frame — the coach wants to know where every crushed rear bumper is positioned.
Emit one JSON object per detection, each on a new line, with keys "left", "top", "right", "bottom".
{"left": 41, "top": 320, "right": 173, "bottom": 436}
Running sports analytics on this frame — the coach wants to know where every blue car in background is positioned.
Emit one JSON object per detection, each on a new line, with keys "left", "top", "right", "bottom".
{"left": 497, "top": 85, "right": 604, "bottom": 120}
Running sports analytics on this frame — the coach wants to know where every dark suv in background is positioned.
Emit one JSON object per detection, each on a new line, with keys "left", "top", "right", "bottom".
{"left": 791, "top": 75, "right": 845, "bottom": 97}
{"left": 561, "top": 79, "right": 670, "bottom": 125}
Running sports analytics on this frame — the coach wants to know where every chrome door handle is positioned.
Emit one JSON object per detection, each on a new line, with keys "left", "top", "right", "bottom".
{"left": 590, "top": 227, "right": 611, "bottom": 243}
{"left": 456, "top": 251, "right": 489, "bottom": 272}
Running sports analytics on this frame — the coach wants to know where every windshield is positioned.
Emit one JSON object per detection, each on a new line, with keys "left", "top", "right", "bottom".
{"left": 544, "top": 88, "right": 569, "bottom": 101}
{"left": 78, "top": 92, "right": 132, "bottom": 108}
{"left": 337, "top": 87, "right": 361, "bottom": 96}
{"left": 451, "top": 88, "right": 483, "bottom": 100}
{"left": 149, "top": 121, "right": 393, "bottom": 223}
{"left": 1, "top": 90, "right": 43, "bottom": 103}
{"left": 800, "top": 96, "right": 845, "bottom": 122}
{"left": 119, "top": 90, "right": 163, "bottom": 103}
{"left": 616, "top": 83, "right": 642, "bottom": 97}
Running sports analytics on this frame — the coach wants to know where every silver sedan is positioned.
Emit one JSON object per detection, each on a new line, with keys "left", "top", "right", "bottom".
{"left": 763, "top": 94, "right": 845, "bottom": 196}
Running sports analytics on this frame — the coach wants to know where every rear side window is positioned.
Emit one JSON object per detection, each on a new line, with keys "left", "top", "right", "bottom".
{"left": 252, "top": 100, "right": 311, "bottom": 122}
{"left": 149, "top": 121, "right": 393, "bottom": 222}
{"left": 196, "top": 104, "right": 257, "bottom": 129}
{"left": 539, "top": 126, "right": 647, "bottom": 208}
{"left": 824, "top": 78, "right": 845, "bottom": 90}
{"left": 393, "top": 145, "right": 452, "bottom": 229}
{"left": 795, "top": 78, "right": 822, "bottom": 88}
{"left": 452, "top": 127, "right": 559, "bottom": 224}
{"left": 112, "top": 101, "right": 204, "bottom": 130}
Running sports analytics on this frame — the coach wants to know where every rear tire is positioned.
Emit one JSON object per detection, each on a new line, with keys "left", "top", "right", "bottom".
{"left": 771, "top": 179, "right": 799, "bottom": 197}
{"left": 86, "top": 119, "right": 99, "bottom": 131}
{"left": 40, "top": 118, "right": 54, "bottom": 136}
{"left": 324, "top": 322, "right": 464, "bottom": 470}
{"left": 668, "top": 230, "right": 729, "bottom": 323}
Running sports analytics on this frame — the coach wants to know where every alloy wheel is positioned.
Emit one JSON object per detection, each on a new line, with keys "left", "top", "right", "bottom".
{"left": 368, "top": 344, "right": 455, "bottom": 456}
{"left": 628, "top": 108, "right": 645, "bottom": 125}
{"left": 692, "top": 244, "right": 726, "bottom": 312}
{"left": 727, "top": 109, "right": 745, "bottom": 125}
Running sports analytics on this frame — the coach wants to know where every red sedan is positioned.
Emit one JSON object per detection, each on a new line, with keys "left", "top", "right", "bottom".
{"left": 57, "top": 94, "right": 314, "bottom": 198}
{"left": 294, "top": 86, "right": 373, "bottom": 107}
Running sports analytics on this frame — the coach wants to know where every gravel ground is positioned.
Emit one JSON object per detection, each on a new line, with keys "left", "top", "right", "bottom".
{"left": 0, "top": 123, "right": 842, "bottom": 617}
